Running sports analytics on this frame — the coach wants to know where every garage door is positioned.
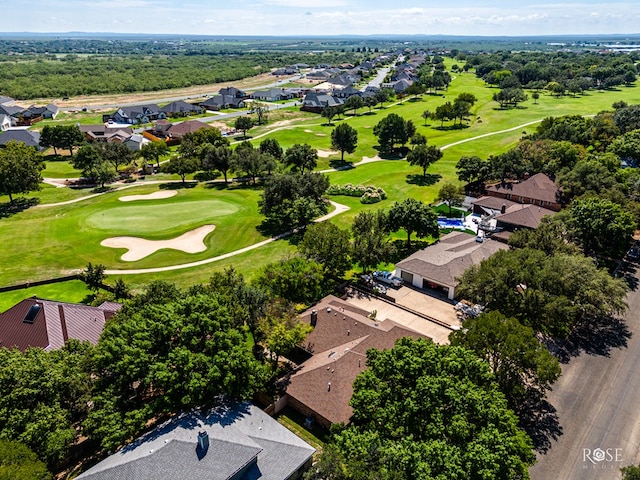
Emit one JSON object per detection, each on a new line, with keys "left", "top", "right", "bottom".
{"left": 400, "top": 270, "right": 413, "bottom": 283}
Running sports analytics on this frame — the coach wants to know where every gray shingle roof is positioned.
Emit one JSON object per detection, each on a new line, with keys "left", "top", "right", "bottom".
{"left": 77, "top": 403, "right": 315, "bottom": 480}
{"left": 396, "top": 231, "right": 508, "bottom": 288}
{"left": 0, "top": 129, "right": 41, "bottom": 148}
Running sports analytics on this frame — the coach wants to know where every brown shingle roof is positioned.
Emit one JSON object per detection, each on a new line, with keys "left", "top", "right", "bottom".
{"left": 496, "top": 204, "right": 557, "bottom": 229}
{"left": 167, "top": 119, "right": 211, "bottom": 138}
{"left": 472, "top": 196, "right": 518, "bottom": 212}
{"left": 0, "top": 297, "right": 121, "bottom": 351}
{"left": 286, "top": 296, "right": 427, "bottom": 425}
{"left": 486, "top": 173, "right": 559, "bottom": 204}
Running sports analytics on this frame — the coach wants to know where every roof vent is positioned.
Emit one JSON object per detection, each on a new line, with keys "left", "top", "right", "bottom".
{"left": 23, "top": 304, "right": 41, "bottom": 324}
{"left": 197, "top": 431, "right": 209, "bottom": 452}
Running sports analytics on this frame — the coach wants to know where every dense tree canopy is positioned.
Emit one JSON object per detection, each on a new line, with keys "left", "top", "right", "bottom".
{"left": 457, "top": 248, "right": 628, "bottom": 337}
{"left": 323, "top": 338, "right": 535, "bottom": 480}
{"left": 388, "top": 198, "right": 439, "bottom": 248}
{"left": 299, "top": 222, "right": 352, "bottom": 278}
{"left": 0, "top": 439, "right": 51, "bottom": 480}
{"left": 373, "top": 113, "right": 410, "bottom": 153}
{"left": 283, "top": 143, "right": 318, "bottom": 173}
{"left": 259, "top": 172, "right": 329, "bottom": 229}
{"left": 0, "top": 341, "right": 93, "bottom": 468}
{"left": 85, "top": 291, "right": 267, "bottom": 450}
{"left": 450, "top": 311, "right": 561, "bottom": 413}
{"left": 0, "top": 141, "right": 45, "bottom": 202}
{"left": 351, "top": 209, "right": 393, "bottom": 272}
{"left": 255, "top": 256, "right": 325, "bottom": 305}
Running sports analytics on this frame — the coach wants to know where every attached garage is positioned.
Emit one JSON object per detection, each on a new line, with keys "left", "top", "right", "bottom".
{"left": 395, "top": 231, "right": 508, "bottom": 301}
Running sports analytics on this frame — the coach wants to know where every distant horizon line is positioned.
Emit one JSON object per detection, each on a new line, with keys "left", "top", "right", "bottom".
{"left": 0, "top": 32, "right": 639, "bottom": 40}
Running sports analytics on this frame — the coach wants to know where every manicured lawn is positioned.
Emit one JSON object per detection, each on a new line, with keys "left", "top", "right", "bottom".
{"left": 3, "top": 69, "right": 640, "bottom": 293}
{"left": 43, "top": 159, "right": 82, "bottom": 178}
{"left": 0, "top": 182, "right": 268, "bottom": 286}
{"left": 0, "top": 280, "right": 92, "bottom": 311}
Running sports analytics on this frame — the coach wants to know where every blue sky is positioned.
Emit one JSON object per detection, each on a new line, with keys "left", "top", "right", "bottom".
{"left": 6, "top": 0, "right": 639, "bottom": 36}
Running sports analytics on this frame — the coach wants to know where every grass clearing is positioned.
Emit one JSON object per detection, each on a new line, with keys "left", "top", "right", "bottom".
{"left": 0, "top": 280, "right": 92, "bottom": 311}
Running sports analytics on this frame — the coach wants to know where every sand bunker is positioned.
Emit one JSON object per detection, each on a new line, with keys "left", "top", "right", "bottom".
{"left": 315, "top": 133, "right": 327, "bottom": 137}
{"left": 119, "top": 191, "right": 177, "bottom": 202}
{"left": 304, "top": 129, "right": 313, "bottom": 133}
{"left": 101, "top": 225, "right": 215, "bottom": 261}
{"left": 317, "top": 149, "right": 339, "bottom": 158}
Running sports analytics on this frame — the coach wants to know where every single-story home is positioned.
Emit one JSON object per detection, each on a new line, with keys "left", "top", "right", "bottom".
{"left": 76, "top": 402, "right": 315, "bottom": 480}
{"left": 0, "top": 129, "right": 43, "bottom": 150}
{"left": 27, "top": 103, "right": 59, "bottom": 119}
{"left": 300, "top": 92, "right": 343, "bottom": 113}
{"left": 334, "top": 86, "right": 362, "bottom": 99}
{"left": 160, "top": 100, "right": 204, "bottom": 117}
{"left": 79, "top": 124, "right": 134, "bottom": 143}
{"left": 112, "top": 104, "right": 165, "bottom": 124}
{"left": 395, "top": 231, "right": 508, "bottom": 300}
{"left": 0, "top": 297, "right": 121, "bottom": 352}
{"left": 250, "top": 88, "right": 294, "bottom": 102}
{"left": 200, "top": 95, "right": 246, "bottom": 111}
{"left": 485, "top": 173, "right": 561, "bottom": 211}
{"left": 491, "top": 204, "right": 557, "bottom": 243}
{"left": 280, "top": 295, "right": 427, "bottom": 429}
{"left": 218, "top": 86, "right": 248, "bottom": 98}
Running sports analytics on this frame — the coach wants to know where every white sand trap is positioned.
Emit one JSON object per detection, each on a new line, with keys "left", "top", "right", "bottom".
{"left": 304, "top": 129, "right": 313, "bottom": 133}
{"left": 119, "top": 190, "right": 178, "bottom": 202}
{"left": 101, "top": 225, "right": 215, "bottom": 261}
{"left": 315, "top": 133, "right": 327, "bottom": 137}
{"left": 317, "top": 149, "right": 338, "bottom": 158}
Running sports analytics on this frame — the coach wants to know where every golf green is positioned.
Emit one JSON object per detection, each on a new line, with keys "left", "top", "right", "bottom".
{"left": 85, "top": 200, "right": 239, "bottom": 235}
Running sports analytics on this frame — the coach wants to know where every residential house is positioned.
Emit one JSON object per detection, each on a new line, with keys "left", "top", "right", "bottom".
{"left": 79, "top": 124, "right": 134, "bottom": 143}
{"left": 124, "top": 133, "right": 149, "bottom": 151}
{"left": 250, "top": 88, "right": 294, "bottom": 102}
{"left": 300, "top": 92, "right": 343, "bottom": 113}
{"left": 485, "top": 173, "right": 562, "bottom": 211}
{"left": 305, "top": 70, "right": 332, "bottom": 81}
{"left": 112, "top": 104, "right": 165, "bottom": 124}
{"left": 281, "top": 295, "right": 427, "bottom": 428}
{"left": 0, "top": 114, "right": 12, "bottom": 131}
{"left": 27, "top": 103, "right": 59, "bottom": 119}
{"left": 0, "top": 95, "right": 15, "bottom": 106}
{"left": 200, "top": 95, "right": 246, "bottom": 111}
{"left": 218, "top": 86, "right": 248, "bottom": 98}
{"left": 76, "top": 402, "right": 315, "bottom": 480}
{"left": 334, "top": 86, "right": 362, "bottom": 99}
{"left": 146, "top": 119, "right": 211, "bottom": 143}
{"left": 160, "top": 100, "right": 204, "bottom": 117}
{"left": 395, "top": 231, "right": 508, "bottom": 300}
{"left": 0, "top": 297, "right": 121, "bottom": 352}
{"left": 0, "top": 129, "right": 42, "bottom": 150}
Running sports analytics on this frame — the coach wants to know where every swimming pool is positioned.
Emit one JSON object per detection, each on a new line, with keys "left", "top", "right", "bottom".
{"left": 437, "top": 218, "right": 465, "bottom": 229}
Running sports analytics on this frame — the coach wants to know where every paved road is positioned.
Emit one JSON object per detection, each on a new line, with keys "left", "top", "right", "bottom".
{"left": 530, "top": 263, "right": 640, "bottom": 479}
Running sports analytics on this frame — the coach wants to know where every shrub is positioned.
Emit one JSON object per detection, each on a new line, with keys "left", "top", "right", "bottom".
{"left": 327, "top": 183, "right": 387, "bottom": 204}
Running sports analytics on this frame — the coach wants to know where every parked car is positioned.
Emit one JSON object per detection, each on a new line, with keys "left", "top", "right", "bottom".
{"left": 628, "top": 246, "right": 640, "bottom": 260}
{"left": 373, "top": 270, "right": 403, "bottom": 287}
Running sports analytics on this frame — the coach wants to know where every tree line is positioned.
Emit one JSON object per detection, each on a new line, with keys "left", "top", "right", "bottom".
{"left": 0, "top": 50, "right": 366, "bottom": 100}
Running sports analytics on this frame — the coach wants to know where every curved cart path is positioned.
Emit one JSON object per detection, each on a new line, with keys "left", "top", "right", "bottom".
{"left": 38, "top": 118, "right": 544, "bottom": 274}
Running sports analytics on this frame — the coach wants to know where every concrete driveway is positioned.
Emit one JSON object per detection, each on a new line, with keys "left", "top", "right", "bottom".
{"left": 343, "top": 288, "right": 455, "bottom": 344}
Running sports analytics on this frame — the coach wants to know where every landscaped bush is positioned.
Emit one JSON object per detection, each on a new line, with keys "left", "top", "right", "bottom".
{"left": 327, "top": 183, "right": 387, "bottom": 204}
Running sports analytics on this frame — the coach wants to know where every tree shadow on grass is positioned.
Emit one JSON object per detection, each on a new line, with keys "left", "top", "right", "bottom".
{"left": 329, "top": 159, "right": 354, "bottom": 170}
{"left": 406, "top": 173, "right": 442, "bottom": 186}
{"left": 433, "top": 124, "right": 470, "bottom": 131}
{"left": 545, "top": 315, "right": 631, "bottom": 364}
{"left": 159, "top": 181, "right": 197, "bottom": 190}
{"left": 194, "top": 171, "right": 220, "bottom": 182}
{"left": 389, "top": 238, "right": 431, "bottom": 263}
{"left": 0, "top": 197, "right": 40, "bottom": 218}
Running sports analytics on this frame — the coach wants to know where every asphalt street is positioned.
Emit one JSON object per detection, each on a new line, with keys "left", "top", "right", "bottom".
{"left": 530, "top": 262, "right": 640, "bottom": 479}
